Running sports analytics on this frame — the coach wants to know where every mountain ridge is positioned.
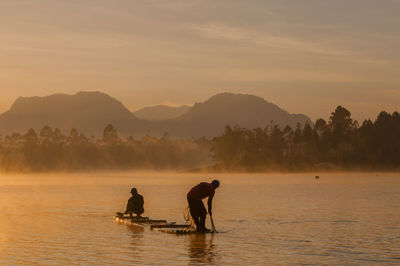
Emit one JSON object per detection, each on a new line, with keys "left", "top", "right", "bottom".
{"left": 0, "top": 91, "right": 312, "bottom": 138}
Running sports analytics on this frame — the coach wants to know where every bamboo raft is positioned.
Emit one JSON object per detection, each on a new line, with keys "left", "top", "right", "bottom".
{"left": 150, "top": 224, "right": 190, "bottom": 229}
{"left": 115, "top": 216, "right": 168, "bottom": 223}
{"left": 113, "top": 213, "right": 218, "bottom": 234}
{"left": 154, "top": 228, "right": 215, "bottom": 234}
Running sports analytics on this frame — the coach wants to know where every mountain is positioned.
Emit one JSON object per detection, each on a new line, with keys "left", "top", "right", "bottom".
{"left": 0, "top": 91, "right": 312, "bottom": 138}
{"left": 133, "top": 105, "right": 190, "bottom": 120}
{"left": 0, "top": 91, "right": 142, "bottom": 136}
{"left": 152, "top": 93, "right": 312, "bottom": 138}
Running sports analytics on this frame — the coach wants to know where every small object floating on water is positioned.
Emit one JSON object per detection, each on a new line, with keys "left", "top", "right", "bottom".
{"left": 315, "top": 175, "right": 320, "bottom": 180}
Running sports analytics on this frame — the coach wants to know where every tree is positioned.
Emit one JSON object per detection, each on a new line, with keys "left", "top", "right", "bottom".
{"left": 102, "top": 124, "right": 120, "bottom": 143}
{"left": 23, "top": 128, "right": 41, "bottom": 170}
{"left": 329, "top": 106, "right": 354, "bottom": 145}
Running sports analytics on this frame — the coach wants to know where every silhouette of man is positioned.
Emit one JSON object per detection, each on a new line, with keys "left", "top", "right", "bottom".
{"left": 124, "top": 188, "right": 144, "bottom": 217}
{"left": 187, "top": 180, "right": 220, "bottom": 232}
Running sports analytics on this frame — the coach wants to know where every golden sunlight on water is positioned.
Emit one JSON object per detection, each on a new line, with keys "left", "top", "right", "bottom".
{"left": 1, "top": 173, "right": 400, "bottom": 265}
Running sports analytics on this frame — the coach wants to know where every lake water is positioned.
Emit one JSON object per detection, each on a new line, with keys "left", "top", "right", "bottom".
{"left": 1, "top": 172, "right": 400, "bottom": 265}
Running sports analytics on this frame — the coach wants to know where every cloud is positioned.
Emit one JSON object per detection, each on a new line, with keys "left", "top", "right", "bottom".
{"left": 190, "top": 21, "right": 400, "bottom": 70}
{"left": 220, "top": 68, "right": 365, "bottom": 83}
{"left": 191, "top": 23, "right": 248, "bottom": 41}
{"left": 191, "top": 23, "right": 348, "bottom": 56}
{"left": 379, "top": 89, "right": 400, "bottom": 98}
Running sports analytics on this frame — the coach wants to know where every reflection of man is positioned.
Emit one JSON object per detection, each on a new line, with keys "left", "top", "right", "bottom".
{"left": 189, "top": 234, "right": 216, "bottom": 264}
{"left": 124, "top": 188, "right": 144, "bottom": 217}
{"left": 187, "top": 180, "right": 220, "bottom": 232}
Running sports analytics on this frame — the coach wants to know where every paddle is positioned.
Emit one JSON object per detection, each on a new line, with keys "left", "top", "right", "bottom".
{"left": 210, "top": 215, "right": 217, "bottom": 233}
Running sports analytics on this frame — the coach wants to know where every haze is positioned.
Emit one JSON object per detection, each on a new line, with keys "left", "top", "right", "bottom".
{"left": 1, "top": 0, "right": 399, "bottom": 121}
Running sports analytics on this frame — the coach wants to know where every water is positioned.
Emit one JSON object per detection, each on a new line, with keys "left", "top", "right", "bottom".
{"left": 1, "top": 173, "right": 400, "bottom": 265}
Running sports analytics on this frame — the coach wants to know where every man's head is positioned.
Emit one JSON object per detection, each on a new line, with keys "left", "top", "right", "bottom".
{"left": 131, "top": 188, "right": 138, "bottom": 195}
{"left": 211, "top": 179, "right": 220, "bottom": 189}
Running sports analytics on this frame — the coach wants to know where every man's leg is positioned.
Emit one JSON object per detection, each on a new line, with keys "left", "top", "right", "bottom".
{"left": 198, "top": 201, "right": 208, "bottom": 231}
{"left": 188, "top": 196, "right": 201, "bottom": 229}
{"left": 192, "top": 213, "right": 201, "bottom": 229}
{"left": 199, "top": 213, "right": 206, "bottom": 231}
{"left": 134, "top": 208, "right": 144, "bottom": 217}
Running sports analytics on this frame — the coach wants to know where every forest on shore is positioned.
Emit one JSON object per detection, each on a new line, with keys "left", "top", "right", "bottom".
{"left": 0, "top": 106, "right": 399, "bottom": 172}
{"left": 213, "top": 106, "right": 400, "bottom": 171}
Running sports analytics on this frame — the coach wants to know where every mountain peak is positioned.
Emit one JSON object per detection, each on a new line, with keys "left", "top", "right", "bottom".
{"left": 181, "top": 92, "right": 290, "bottom": 120}
{"left": 199, "top": 92, "right": 281, "bottom": 111}
{"left": 174, "top": 92, "right": 311, "bottom": 137}
{"left": 10, "top": 91, "right": 117, "bottom": 113}
{"left": 3, "top": 91, "right": 138, "bottom": 135}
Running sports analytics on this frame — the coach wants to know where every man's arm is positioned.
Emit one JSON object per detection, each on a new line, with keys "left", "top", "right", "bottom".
{"left": 124, "top": 197, "right": 132, "bottom": 214}
{"left": 140, "top": 195, "right": 144, "bottom": 206}
{"left": 207, "top": 194, "right": 214, "bottom": 216}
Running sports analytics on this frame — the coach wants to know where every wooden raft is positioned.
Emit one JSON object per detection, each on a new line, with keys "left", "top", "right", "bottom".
{"left": 150, "top": 224, "right": 190, "bottom": 229}
{"left": 114, "top": 213, "right": 197, "bottom": 233}
{"left": 114, "top": 214, "right": 168, "bottom": 226}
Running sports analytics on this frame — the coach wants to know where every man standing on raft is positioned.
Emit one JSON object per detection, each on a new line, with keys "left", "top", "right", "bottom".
{"left": 187, "top": 180, "right": 220, "bottom": 232}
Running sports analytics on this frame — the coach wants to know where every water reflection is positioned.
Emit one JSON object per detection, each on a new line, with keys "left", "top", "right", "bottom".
{"left": 127, "top": 225, "right": 144, "bottom": 263}
{"left": 188, "top": 234, "right": 217, "bottom": 265}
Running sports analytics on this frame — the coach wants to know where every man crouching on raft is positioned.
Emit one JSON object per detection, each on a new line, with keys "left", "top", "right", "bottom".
{"left": 187, "top": 180, "right": 220, "bottom": 232}
{"left": 124, "top": 188, "right": 144, "bottom": 218}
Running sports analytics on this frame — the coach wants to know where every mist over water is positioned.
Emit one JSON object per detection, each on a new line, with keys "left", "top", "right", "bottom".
{"left": 1, "top": 173, "right": 400, "bottom": 265}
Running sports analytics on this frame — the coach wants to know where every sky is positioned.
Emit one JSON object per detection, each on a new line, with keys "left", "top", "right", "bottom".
{"left": 0, "top": 0, "right": 399, "bottom": 122}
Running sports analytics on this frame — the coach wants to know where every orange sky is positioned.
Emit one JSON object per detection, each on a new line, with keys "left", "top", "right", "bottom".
{"left": 0, "top": 0, "right": 399, "bottom": 122}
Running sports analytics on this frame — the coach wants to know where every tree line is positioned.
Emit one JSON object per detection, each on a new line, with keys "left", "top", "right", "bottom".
{"left": 0, "top": 106, "right": 399, "bottom": 172}
{"left": 0, "top": 125, "right": 212, "bottom": 172}
{"left": 213, "top": 106, "right": 400, "bottom": 171}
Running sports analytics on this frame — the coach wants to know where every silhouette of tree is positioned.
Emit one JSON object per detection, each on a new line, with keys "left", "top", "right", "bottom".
{"left": 23, "top": 128, "right": 41, "bottom": 170}
{"left": 103, "top": 124, "right": 119, "bottom": 143}
{"left": 329, "top": 106, "right": 355, "bottom": 146}
{"left": 1, "top": 105, "right": 400, "bottom": 172}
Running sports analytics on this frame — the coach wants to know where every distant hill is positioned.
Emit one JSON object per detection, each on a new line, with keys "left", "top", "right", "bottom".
{"left": 0, "top": 91, "right": 312, "bottom": 138}
{"left": 133, "top": 105, "right": 190, "bottom": 120}
{"left": 0, "top": 91, "right": 142, "bottom": 136}
{"left": 153, "top": 93, "right": 312, "bottom": 138}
